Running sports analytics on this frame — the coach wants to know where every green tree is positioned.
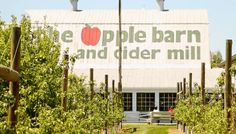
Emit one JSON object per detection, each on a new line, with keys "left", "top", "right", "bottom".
{"left": 19, "top": 16, "right": 62, "bottom": 118}
{"left": 175, "top": 83, "right": 228, "bottom": 134}
{"left": 0, "top": 16, "right": 123, "bottom": 133}
{"left": 211, "top": 51, "right": 223, "bottom": 68}
{"left": 0, "top": 16, "right": 63, "bottom": 131}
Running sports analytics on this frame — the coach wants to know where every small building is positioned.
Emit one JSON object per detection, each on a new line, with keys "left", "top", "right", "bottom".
{"left": 26, "top": 8, "right": 223, "bottom": 122}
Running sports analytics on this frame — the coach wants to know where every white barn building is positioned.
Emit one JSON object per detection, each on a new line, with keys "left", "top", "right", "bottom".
{"left": 26, "top": 8, "right": 223, "bottom": 122}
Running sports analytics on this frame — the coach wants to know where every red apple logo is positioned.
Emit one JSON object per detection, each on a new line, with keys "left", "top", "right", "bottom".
{"left": 81, "top": 25, "right": 101, "bottom": 46}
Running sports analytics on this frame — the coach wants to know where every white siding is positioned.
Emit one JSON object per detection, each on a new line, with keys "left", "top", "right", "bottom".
{"left": 26, "top": 9, "right": 208, "bottom": 24}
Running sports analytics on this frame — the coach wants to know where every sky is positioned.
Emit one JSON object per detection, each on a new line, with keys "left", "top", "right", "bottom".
{"left": 0, "top": 0, "right": 236, "bottom": 58}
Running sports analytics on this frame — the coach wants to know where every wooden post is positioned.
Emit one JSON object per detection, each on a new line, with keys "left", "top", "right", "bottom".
{"left": 118, "top": 0, "right": 123, "bottom": 130}
{"left": 189, "top": 73, "right": 192, "bottom": 96}
{"left": 118, "top": 0, "right": 122, "bottom": 93}
{"left": 180, "top": 82, "right": 183, "bottom": 98}
{"left": 179, "top": 82, "right": 183, "bottom": 131}
{"left": 225, "top": 39, "right": 232, "bottom": 131}
{"left": 118, "top": 82, "right": 123, "bottom": 106}
{"left": 62, "top": 53, "right": 69, "bottom": 111}
{"left": 177, "top": 82, "right": 180, "bottom": 129}
{"left": 177, "top": 83, "right": 180, "bottom": 100}
{"left": 90, "top": 68, "right": 94, "bottom": 99}
{"left": 201, "top": 63, "right": 205, "bottom": 105}
{"left": 183, "top": 78, "right": 186, "bottom": 97}
{"left": 112, "top": 80, "right": 115, "bottom": 113}
{"left": 117, "top": 82, "right": 123, "bottom": 113}
{"left": 118, "top": 82, "right": 123, "bottom": 129}
{"left": 8, "top": 27, "right": 21, "bottom": 127}
{"left": 118, "top": 81, "right": 122, "bottom": 92}
{"left": 104, "top": 75, "right": 108, "bottom": 134}
{"left": 183, "top": 78, "right": 186, "bottom": 133}
{"left": 187, "top": 74, "right": 192, "bottom": 134}
{"left": 112, "top": 80, "right": 115, "bottom": 93}
{"left": 105, "top": 75, "right": 108, "bottom": 99}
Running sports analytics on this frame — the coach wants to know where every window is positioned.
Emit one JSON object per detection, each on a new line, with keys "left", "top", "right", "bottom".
{"left": 123, "top": 93, "right": 132, "bottom": 111}
{"left": 137, "top": 93, "right": 155, "bottom": 112}
{"left": 159, "top": 93, "right": 176, "bottom": 111}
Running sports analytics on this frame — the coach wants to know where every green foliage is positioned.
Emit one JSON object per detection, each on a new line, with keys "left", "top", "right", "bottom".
{"left": 175, "top": 88, "right": 228, "bottom": 134}
{"left": 230, "top": 64, "right": 236, "bottom": 76}
{"left": 217, "top": 64, "right": 236, "bottom": 88}
{"left": 0, "top": 16, "right": 19, "bottom": 124}
{"left": 19, "top": 16, "right": 63, "bottom": 119}
{"left": 217, "top": 72, "right": 225, "bottom": 87}
{"left": 0, "top": 17, "right": 123, "bottom": 133}
{"left": 211, "top": 51, "right": 223, "bottom": 68}
{"left": 22, "top": 75, "right": 123, "bottom": 133}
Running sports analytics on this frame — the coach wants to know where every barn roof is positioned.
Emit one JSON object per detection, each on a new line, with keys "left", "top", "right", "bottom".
{"left": 26, "top": 9, "right": 208, "bottom": 24}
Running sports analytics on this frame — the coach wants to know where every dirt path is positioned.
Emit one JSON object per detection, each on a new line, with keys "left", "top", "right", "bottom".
{"left": 168, "top": 128, "right": 183, "bottom": 134}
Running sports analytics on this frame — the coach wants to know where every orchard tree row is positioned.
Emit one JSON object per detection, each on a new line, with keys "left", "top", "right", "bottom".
{"left": 0, "top": 16, "right": 123, "bottom": 133}
{"left": 175, "top": 41, "right": 236, "bottom": 134}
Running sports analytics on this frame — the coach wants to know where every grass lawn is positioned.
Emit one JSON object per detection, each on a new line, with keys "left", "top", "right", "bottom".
{"left": 122, "top": 124, "right": 175, "bottom": 134}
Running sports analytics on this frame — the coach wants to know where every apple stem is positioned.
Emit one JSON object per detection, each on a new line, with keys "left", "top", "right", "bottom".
{"left": 85, "top": 24, "right": 91, "bottom": 27}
